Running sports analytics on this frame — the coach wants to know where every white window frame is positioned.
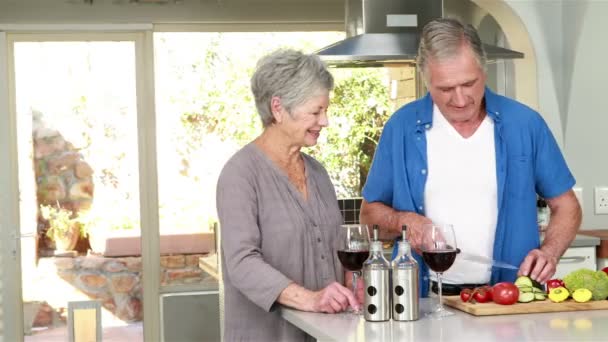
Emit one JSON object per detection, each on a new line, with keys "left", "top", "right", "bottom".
{"left": 0, "top": 27, "right": 161, "bottom": 342}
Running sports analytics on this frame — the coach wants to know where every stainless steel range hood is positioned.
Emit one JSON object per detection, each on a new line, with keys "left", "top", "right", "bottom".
{"left": 317, "top": 0, "right": 524, "bottom": 67}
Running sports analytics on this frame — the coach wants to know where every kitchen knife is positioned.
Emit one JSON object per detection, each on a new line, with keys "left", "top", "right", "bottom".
{"left": 458, "top": 251, "right": 519, "bottom": 270}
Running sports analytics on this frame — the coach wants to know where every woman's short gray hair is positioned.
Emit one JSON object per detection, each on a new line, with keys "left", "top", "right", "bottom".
{"left": 416, "top": 17, "right": 487, "bottom": 81}
{"left": 251, "top": 49, "right": 334, "bottom": 127}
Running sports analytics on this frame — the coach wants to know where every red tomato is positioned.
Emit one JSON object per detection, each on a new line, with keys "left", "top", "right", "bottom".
{"left": 546, "top": 278, "right": 564, "bottom": 293}
{"left": 602, "top": 267, "right": 608, "bottom": 275}
{"left": 492, "top": 282, "right": 519, "bottom": 305}
{"left": 460, "top": 288, "right": 472, "bottom": 302}
{"left": 473, "top": 287, "right": 493, "bottom": 303}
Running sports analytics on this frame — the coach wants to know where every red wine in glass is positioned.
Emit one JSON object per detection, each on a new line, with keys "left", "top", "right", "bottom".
{"left": 335, "top": 224, "right": 371, "bottom": 314}
{"left": 337, "top": 250, "right": 370, "bottom": 271}
{"left": 421, "top": 223, "right": 458, "bottom": 318}
{"left": 422, "top": 250, "right": 457, "bottom": 273}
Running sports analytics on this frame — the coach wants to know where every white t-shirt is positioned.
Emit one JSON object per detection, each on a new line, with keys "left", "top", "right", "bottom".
{"left": 425, "top": 105, "right": 498, "bottom": 284}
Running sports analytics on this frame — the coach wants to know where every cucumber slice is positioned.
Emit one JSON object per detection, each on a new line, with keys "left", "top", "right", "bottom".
{"left": 518, "top": 286, "right": 533, "bottom": 293}
{"left": 534, "top": 293, "right": 546, "bottom": 301}
{"left": 518, "top": 292, "right": 535, "bottom": 303}
{"left": 514, "top": 276, "right": 534, "bottom": 288}
{"left": 532, "top": 287, "right": 545, "bottom": 294}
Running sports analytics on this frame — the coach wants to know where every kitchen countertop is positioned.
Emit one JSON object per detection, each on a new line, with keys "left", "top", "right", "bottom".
{"left": 198, "top": 253, "right": 219, "bottom": 280}
{"left": 567, "top": 233, "right": 600, "bottom": 248}
{"left": 281, "top": 298, "right": 608, "bottom": 341}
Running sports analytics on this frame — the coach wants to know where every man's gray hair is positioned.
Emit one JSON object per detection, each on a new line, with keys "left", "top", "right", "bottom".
{"left": 251, "top": 49, "right": 334, "bottom": 127}
{"left": 416, "top": 17, "right": 487, "bottom": 81}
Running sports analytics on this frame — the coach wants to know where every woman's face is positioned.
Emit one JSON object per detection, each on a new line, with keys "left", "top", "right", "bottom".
{"left": 279, "top": 90, "right": 330, "bottom": 147}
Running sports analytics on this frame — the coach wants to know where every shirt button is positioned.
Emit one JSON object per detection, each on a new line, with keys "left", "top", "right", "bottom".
{"left": 416, "top": 119, "right": 421, "bottom": 124}
{"left": 425, "top": 124, "right": 430, "bottom": 129}
{"left": 418, "top": 206, "right": 423, "bottom": 211}
{"left": 321, "top": 255, "right": 325, "bottom": 260}
{"left": 421, "top": 169, "right": 427, "bottom": 174}
{"left": 417, "top": 137, "right": 421, "bottom": 141}
{"left": 317, "top": 238, "right": 322, "bottom": 243}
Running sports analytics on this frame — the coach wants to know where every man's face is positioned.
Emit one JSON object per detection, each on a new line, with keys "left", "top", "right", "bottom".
{"left": 425, "top": 46, "right": 487, "bottom": 125}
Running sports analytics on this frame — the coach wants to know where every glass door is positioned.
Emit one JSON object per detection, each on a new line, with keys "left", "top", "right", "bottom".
{"left": 7, "top": 33, "right": 148, "bottom": 341}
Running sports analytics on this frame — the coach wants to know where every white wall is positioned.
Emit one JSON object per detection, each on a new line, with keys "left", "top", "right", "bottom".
{"left": 561, "top": 0, "right": 608, "bottom": 229}
{"left": 503, "top": 0, "right": 608, "bottom": 229}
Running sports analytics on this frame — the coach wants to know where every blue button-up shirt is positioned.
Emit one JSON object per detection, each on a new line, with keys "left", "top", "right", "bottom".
{"left": 362, "top": 87, "right": 575, "bottom": 297}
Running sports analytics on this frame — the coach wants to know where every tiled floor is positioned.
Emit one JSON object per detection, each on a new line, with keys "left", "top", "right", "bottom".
{"left": 26, "top": 322, "right": 143, "bottom": 342}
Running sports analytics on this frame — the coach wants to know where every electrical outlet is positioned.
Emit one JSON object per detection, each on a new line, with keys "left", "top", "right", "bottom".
{"left": 594, "top": 187, "right": 608, "bottom": 214}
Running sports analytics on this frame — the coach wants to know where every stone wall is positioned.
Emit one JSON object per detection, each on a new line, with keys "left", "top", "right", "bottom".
{"left": 389, "top": 66, "right": 417, "bottom": 110}
{"left": 33, "top": 111, "right": 94, "bottom": 252}
{"left": 35, "top": 253, "right": 215, "bottom": 324}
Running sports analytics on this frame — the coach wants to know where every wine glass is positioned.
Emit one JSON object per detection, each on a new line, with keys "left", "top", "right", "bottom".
{"left": 335, "top": 224, "right": 370, "bottom": 314}
{"left": 421, "top": 223, "right": 458, "bottom": 318}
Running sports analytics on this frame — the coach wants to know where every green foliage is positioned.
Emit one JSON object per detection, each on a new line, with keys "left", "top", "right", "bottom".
{"left": 40, "top": 205, "right": 87, "bottom": 240}
{"left": 305, "top": 68, "right": 391, "bottom": 197}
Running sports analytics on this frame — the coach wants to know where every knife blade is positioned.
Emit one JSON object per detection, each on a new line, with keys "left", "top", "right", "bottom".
{"left": 458, "top": 251, "right": 519, "bottom": 270}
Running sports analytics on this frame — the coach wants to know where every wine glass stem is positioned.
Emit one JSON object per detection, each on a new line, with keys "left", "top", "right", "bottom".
{"left": 352, "top": 271, "right": 360, "bottom": 295}
{"left": 437, "top": 272, "right": 444, "bottom": 311}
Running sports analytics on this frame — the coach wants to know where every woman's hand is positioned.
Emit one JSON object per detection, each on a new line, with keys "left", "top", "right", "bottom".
{"left": 345, "top": 271, "right": 365, "bottom": 305}
{"left": 310, "top": 282, "right": 360, "bottom": 313}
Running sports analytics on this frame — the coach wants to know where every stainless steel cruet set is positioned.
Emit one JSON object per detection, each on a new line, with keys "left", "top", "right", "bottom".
{"left": 363, "top": 225, "right": 419, "bottom": 322}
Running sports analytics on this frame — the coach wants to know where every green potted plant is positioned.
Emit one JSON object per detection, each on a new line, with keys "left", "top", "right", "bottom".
{"left": 40, "top": 205, "right": 85, "bottom": 252}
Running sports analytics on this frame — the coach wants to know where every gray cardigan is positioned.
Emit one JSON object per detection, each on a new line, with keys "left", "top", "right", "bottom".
{"left": 217, "top": 143, "right": 344, "bottom": 342}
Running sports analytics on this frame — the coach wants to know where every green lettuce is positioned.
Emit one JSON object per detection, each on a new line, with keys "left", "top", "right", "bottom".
{"left": 563, "top": 268, "right": 608, "bottom": 301}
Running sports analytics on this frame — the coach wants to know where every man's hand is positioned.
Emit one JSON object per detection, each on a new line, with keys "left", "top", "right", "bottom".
{"left": 310, "top": 282, "right": 360, "bottom": 313}
{"left": 518, "top": 248, "right": 559, "bottom": 283}
{"left": 397, "top": 212, "right": 433, "bottom": 253}
{"left": 518, "top": 190, "right": 581, "bottom": 284}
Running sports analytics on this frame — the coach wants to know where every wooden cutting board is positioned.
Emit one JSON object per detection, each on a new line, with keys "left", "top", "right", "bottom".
{"left": 443, "top": 295, "right": 608, "bottom": 316}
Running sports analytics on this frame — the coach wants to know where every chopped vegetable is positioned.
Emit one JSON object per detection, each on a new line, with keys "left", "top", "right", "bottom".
{"left": 492, "top": 282, "right": 519, "bottom": 305}
{"left": 514, "top": 276, "right": 533, "bottom": 288}
{"left": 548, "top": 287, "right": 569, "bottom": 303}
{"left": 546, "top": 279, "right": 564, "bottom": 293}
{"left": 472, "top": 287, "right": 492, "bottom": 303}
{"left": 518, "top": 286, "right": 533, "bottom": 293}
{"left": 563, "top": 269, "right": 608, "bottom": 301}
{"left": 518, "top": 292, "right": 535, "bottom": 303}
{"left": 460, "top": 288, "right": 472, "bottom": 302}
{"left": 572, "top": 288, "right": 592, "bottom": 303}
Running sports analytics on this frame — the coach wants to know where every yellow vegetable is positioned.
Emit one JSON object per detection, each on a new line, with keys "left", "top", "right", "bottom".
{"left": 572, "top": 288, "right": 593, "bottom": 303}
{"left": 548, "top": 287, "right": 570, "bottom": 303}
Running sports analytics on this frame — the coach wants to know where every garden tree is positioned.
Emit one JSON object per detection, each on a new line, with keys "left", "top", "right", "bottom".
{"left": 178, "top": 64, "right": 390, "bottom": 197}
{"left": 305, "top": 68, "right": 391, "bottom": 197}
{"left": 162, "top": 32, "right": 390, "bottom": 200}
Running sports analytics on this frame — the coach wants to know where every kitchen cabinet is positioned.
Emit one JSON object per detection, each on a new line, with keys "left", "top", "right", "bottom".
{"left": 554, "top": 246, "right": 596, "bottom": 279}
{"left": 160, "top": 290, "right": 220, "bottom": 342}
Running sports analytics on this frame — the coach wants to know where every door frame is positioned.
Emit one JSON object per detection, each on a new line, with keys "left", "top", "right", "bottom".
{"left": 0, "top": 27, "right": 161, "bottom": 342}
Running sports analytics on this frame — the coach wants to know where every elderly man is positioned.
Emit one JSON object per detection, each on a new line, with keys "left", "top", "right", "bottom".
{"left": 360, "top": 18, "right": 581, "bottom": 297}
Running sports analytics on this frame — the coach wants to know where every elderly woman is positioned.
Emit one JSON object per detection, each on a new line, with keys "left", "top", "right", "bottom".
{"left": 216, "top": 49, "right": 358, "bottom": 341}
